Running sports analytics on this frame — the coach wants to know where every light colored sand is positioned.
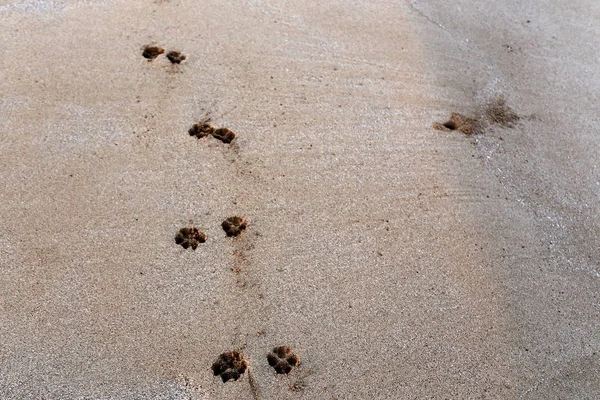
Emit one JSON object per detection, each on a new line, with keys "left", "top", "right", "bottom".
{"left": 1, "top": 0, "right": 598, "bottom": 399}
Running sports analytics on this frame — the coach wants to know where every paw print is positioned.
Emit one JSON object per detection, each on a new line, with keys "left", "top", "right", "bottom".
{"left": 267, "top": 346, "right": 300, "bottom": 374}
{"left": 211, "top": 127, "right": 236, "bottom": 144}
{"left": 222, "top": 216, "right": 248, "bottom": 237}
{"left": 175, "top": 227, "right": 206, "bottom": 250}
{"left": 212, "top": 351, "right": 248, "bottom": 382}
{"left": 188, "top": 122, "right": 236, "bottom": 144}
{"left": 166, "top": 51, "right": 187, "bottom": 64}
{"left": 142, "top": 45, "right": 164, "bottom": 60}
{"left": 189, "top": 121, "right": 215, "bottom": 138}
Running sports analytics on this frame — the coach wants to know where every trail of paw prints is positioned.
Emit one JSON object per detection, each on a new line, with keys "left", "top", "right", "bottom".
{"left": 189, "top": 119, "right": 236, "bottom": 144}
{"left": 175, "top": 227, "right": 206, "bottom": 250}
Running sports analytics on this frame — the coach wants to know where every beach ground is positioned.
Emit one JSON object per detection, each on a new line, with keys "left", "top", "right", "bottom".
{"left": 1, "top": 0, "right": 598, "bottom": 398}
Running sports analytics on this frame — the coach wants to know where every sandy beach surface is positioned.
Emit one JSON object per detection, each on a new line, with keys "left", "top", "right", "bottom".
{"left": 1, "top": 0, "right": 598, "bottom": 399}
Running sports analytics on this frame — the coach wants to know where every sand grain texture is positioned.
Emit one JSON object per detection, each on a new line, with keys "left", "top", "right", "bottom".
{"left": 1, "top": 0, "right": 599, "bottom": 399}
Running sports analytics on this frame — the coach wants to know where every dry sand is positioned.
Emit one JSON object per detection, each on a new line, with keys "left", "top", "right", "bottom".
{"left": 1, "top": 0, "right": 598, "bottom": 399}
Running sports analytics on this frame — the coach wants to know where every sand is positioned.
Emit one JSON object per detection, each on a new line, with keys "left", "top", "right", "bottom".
{"left": 1, "top": 0, "right": 598, "bottom": 399}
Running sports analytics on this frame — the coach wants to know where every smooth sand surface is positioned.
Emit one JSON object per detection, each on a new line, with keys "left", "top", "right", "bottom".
{"left": 1, "top": 0, "right": 598, "bottom": 399}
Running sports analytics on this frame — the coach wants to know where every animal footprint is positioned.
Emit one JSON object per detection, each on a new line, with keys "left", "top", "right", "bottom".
{"left": 188, "top": 121, "right": 237, "bottom": 144}
{"left": 175, "top": 227, "right": 206, "bottom": 250}
{"left": 222, "top": 216, "right": 248, "bottom": 237}
{"left": 212, "top": 128, "right": 236, "bottom": 144}
{"left": 267, "top": 346, "right": 300, "bottom": 374}
{"left": 189, "top": 121, "right": 215, "bottom": 138}
{"left": 166, "top": 51, "right": 187, "bottom": 64}
{"left": 433, "top": 112, "right": 481, "bottom": 135}
{"left": 142, "top": 45, "right": 165, "bottom": 60}
{"left": 212, "top": 351, "right": 248, "bottom": 382}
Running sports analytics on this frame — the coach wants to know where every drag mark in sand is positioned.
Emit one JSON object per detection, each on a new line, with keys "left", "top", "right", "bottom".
{"left": 247, "top": 369, "right": 261, "bottom": 400}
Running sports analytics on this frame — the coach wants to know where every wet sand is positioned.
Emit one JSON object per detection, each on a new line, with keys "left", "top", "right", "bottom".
{"left": 1, "top": 0, "right": 598, "bottom": 399}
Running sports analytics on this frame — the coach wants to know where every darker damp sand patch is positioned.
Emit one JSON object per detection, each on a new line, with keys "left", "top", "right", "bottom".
{"left": 435, "top": 99, "right": 521, "bottom": 136}
{"left": 175, "top": 227, "right": 206, "bottom": 250}
{"left": 166, "top": 51, "right": 187, "bottom": 64}
{"left": 142, "top": 46, "right": 165, "bottom": 60}
{"left": 434, "top": 112, "right": 482, "bottom": 135}
{"left": 267, "top": 346, "right": 300, "bottom": 374}
{"left": 222, "top": 216, "right": 248, "bottom": 237}
{"left": 212, "top": 351, "right": 248, "bottom": 382}
{"left": 486, "top": 98, "right": 520, "bottom": 127}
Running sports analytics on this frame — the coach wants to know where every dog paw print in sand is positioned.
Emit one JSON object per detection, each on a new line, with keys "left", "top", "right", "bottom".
{"left": 433, "top": 112, "right": 481, "bottom": 135}
{"left": 212, "top": 351, "right": 248, "bottom": 382}
{"left": 212, "top": 128, "right": 236, "bottom": 144}
{"left": 189, "top": 120, "right": 215, "bottom": 139}
{"left": 222, "top": 216, "right": 248, "bottom": 237}
{"left": 166, "top": 51, "right": 187, "bottom": 64}
{"left": 142, "top": 45, "right": 165, "bottom": 60}
{"left": 267, "top": 346, "right": 300, "bottom": 374}
{"left": 189, "top": 121, "right": 236, "bottom": 144}
{"left": 175, "top": 227, "right": 206, "bottom": 250}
